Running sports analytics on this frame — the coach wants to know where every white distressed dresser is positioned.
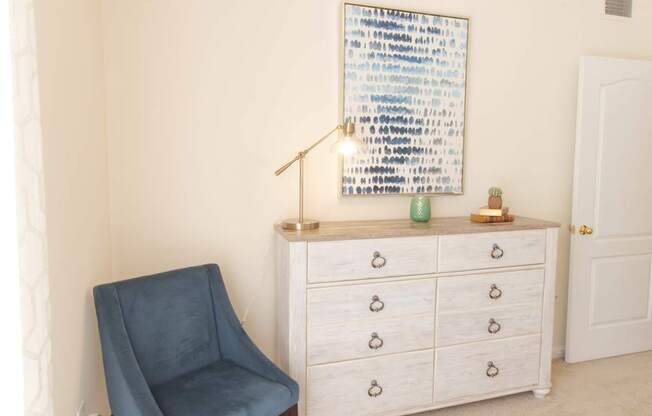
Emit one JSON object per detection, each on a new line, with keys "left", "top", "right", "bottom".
{"left": 275, "top": 217, "right": 559, "bottom": 416}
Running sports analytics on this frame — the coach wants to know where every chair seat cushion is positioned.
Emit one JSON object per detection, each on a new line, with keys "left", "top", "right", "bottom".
{"left": 151, "top": 360, "right": 294, "bottom": 416}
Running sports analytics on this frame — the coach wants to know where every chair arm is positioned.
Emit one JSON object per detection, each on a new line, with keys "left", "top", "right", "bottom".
{"left": 94, "top": 285, "right": 165, "bottom": 416}
{"left": 207, "top": 265, "right": 299, "bottom": 403}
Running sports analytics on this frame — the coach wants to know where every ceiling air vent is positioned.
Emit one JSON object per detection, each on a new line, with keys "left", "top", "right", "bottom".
{"left": 605, "top": 0, "right": 632, "bottom": 17}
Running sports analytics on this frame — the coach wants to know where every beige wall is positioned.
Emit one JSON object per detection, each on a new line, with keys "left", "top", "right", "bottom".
{"left": 101, "top": 0, "right": 652, "bottom": 361}
{"left": 34, "top": 0, "right": 652, "bottom": 414}
{"left": 34, "top": 0, "right": 111, "bottom": 414}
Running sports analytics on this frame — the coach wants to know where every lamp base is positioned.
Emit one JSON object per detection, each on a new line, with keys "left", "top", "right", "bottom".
{"left": 281, "top": 219, "right": 320, "bottom": 231}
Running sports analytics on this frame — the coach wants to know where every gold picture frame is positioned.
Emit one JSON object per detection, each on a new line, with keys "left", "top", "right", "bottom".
{"left": 340, "top": 2, "right": 470, "bottom": 196}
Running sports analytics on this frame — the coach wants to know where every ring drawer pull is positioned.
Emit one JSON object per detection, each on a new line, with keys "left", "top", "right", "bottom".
{"left": 489, "top": 284, "right": 503, "bottom": 300}
{"left": 488, "top": 318, "right": 501, "bottom": 334}
{"left": 368, "top": 332, "right": 384, "bottom": 350}
{"left": 371, "top": 251, "right": 387, "bottom": 269}
{"left": 491, "top": 243, "right": 504, "bottom": 259}
{"left": 369, "top": 295, "right": 385, "bottom": 312}
{"left": 486, "top": 361, "right": 499, "bottom": 378}
{"left": 368, "top": 380, "right": 383, "bottom": 397}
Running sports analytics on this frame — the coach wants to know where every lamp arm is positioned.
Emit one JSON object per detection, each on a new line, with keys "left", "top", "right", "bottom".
{"left": 274, "top": 124, "right": 342, "bottom": 176}
{"left": 303, "top": 124, "right": 342, "bottom": 155}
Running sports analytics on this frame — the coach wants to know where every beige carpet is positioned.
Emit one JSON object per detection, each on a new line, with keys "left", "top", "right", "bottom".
{"left": 418, "top": 351, "right": 652, "bottom": 416}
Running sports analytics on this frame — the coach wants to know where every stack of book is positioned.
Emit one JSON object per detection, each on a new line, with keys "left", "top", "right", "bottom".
{"left": 470, "top": 206, "right": 515, "bottom": 223}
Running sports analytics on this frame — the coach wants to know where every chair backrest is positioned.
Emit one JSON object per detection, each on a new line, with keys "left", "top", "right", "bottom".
{"left": 105, "top": 265, "right": 222, "bottom": 386}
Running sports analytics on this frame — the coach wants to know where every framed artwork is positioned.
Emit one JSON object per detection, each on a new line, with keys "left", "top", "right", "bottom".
{"left": 342, "top": 3, "right": 469, "bottom": 195}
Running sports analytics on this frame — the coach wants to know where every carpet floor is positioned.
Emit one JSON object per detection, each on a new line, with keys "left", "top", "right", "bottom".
{"left": 418, "top": 351, "right": 652, "bottom": 416}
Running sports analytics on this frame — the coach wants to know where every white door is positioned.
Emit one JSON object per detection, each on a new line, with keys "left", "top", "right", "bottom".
{"left": 566, "top": 56, "right": 652, "bottom": 363}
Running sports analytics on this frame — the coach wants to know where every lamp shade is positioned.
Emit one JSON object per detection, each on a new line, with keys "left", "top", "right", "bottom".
{"left": 331, "top": 121, "right": 367, "bottom": 156}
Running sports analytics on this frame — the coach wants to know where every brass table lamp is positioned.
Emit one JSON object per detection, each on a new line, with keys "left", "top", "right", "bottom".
{"left": 275, "top": 121, "right": 366, "bottom": 231}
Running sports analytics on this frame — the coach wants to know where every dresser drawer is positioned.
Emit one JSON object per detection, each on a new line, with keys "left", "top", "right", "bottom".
{"left": 436, "top": 303, "right": 542, "bottom": 347}
{"left": 308, "top": 314, "right": 434, "bottom": 365}
{"left": 434, "top": 335, "right": 540, "bottom": 403}
{"left": 438, "top": 230, "right": 545, "bottom": 272}
{"left": 307, "top": 236, "right": 437, "bottom": 283}
{"left": 308, "top": 279, "right": 435, "bottom": 326}
{"left": 437, "top": 269, "right": 544, "bottom": 312}
{"left": 307, "top": 350, "right": 434, "bottom": 416}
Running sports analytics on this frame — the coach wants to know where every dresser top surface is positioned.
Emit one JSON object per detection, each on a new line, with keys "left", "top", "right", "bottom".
{"left": 274, "top": 216, "right": 560, "bottom": 242}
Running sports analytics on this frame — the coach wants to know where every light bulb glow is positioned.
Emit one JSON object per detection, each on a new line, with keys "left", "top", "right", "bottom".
{"left": 331, "top": 122, "right": 367, "bottom": 156}
{"left": 335, "top": 139, "right": 359, "bottom": 156}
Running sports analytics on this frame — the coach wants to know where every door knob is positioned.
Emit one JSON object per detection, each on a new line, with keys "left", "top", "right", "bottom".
{"left": 578, "top": 224, "right": 593, "bottom": 235}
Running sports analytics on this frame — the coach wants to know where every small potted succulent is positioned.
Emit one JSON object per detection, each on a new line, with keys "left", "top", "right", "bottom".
{"left": 488, "top": 187, "right": 503, "bottom": 209}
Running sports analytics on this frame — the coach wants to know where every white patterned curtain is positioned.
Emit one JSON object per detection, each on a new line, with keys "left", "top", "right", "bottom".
{"left": 8, "top": 0, "right": 54, "bottom": 414}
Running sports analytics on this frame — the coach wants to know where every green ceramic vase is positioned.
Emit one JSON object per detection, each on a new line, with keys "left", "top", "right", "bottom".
{"left": 410, "top": 196, "right": 431, "bottom": 222}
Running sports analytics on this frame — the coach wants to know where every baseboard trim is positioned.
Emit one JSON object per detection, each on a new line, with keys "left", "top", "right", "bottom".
{"left": 552, "top": 345, "right": 565, "bottom": 360}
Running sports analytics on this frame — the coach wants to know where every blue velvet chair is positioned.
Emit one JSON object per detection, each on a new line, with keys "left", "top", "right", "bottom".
{"left": 94, "top": 264, "right": 299, "bottom": 416}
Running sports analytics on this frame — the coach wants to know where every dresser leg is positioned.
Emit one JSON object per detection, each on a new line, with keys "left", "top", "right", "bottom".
{"left": 533, "top": 388, "right": 550, "bottom": 399}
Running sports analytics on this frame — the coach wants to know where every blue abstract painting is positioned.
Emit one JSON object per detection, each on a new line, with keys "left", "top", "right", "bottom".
{"left": 342, "top": 3, "right": 468, "bottom": 195}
